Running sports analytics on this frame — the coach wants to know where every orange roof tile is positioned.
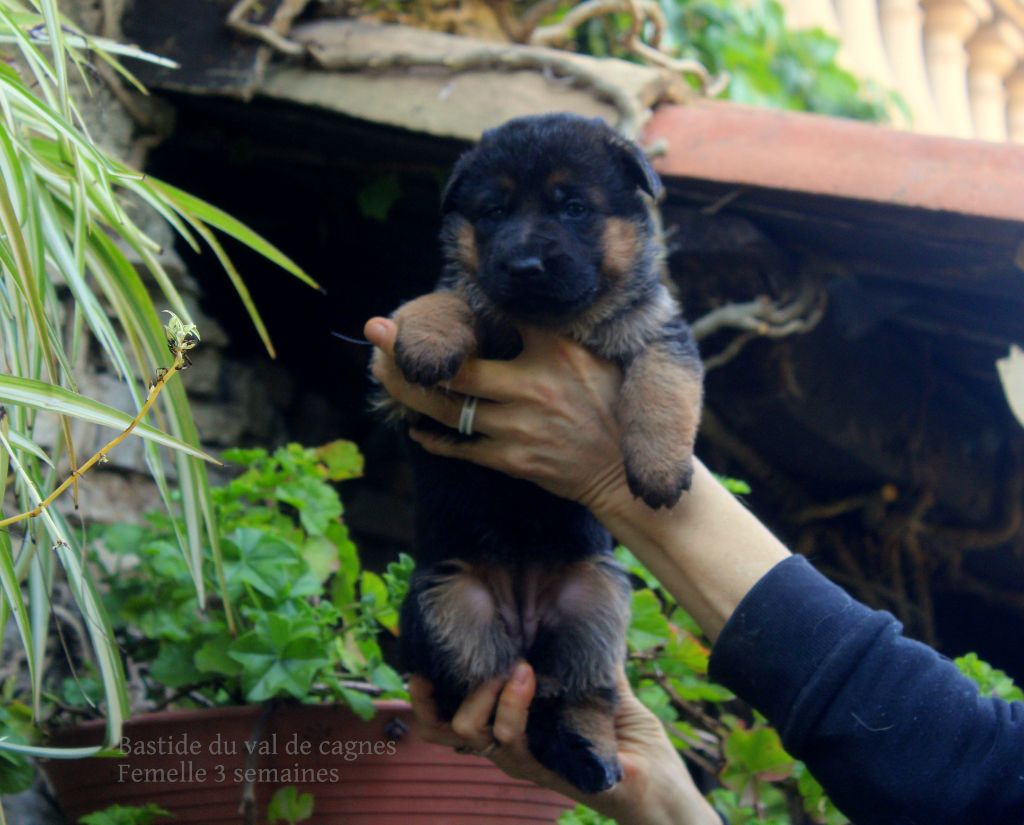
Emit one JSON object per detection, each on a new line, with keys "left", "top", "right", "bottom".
{"left": 644, "top": 102, "right": 1024, "bottom": 224}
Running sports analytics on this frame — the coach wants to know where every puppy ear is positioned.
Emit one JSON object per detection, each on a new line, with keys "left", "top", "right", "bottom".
{"left": 607, "top": 134, "right": 664, "bottom": 202}
{"left": 441, "top": 151, "right": 475, "bottom": 215}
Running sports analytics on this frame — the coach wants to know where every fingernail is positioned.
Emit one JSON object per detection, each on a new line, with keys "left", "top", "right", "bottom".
{"left": 512, "top": 661, "right": 530, "bottom": 686}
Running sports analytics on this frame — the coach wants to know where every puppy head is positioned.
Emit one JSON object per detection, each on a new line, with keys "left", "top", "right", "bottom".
{"left": 441, "top": 114, "right": 662, "bottom": 324}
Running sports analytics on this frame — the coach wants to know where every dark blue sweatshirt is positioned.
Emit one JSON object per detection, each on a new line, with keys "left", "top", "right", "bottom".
{"left": 708, "top": 556, "right": 1024, "bottom": 825}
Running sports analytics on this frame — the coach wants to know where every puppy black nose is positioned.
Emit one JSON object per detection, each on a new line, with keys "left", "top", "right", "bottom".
{"left": 506, "top": 257, "right": 545, "bottom": 279}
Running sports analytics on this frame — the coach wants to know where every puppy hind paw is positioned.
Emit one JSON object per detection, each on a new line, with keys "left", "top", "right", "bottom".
{"left": 531, "top": 728, "right": 623, "bottom": 794}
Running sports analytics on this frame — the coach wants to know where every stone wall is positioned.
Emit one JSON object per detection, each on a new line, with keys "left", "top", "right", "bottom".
{"left": 16, "top": 0, "right": 300, "bottom": 528}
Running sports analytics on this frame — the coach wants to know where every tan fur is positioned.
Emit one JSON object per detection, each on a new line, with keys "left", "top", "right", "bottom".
{"left": 455, "top": 222, "right": 479, "bottom": 273}
{"left": 419, "top": 562, "right": 518, "bottom": 687}
{"left": 419, "top": 558, "right": 629, "bottom": 693}
{"left": 570, "top": 277, "right": 678, "bottom": 361}
{"left": 545, "top": 169, "right": 571, "bottom": 188}
{"left": 563, "top": 696, "right": 618, "bottom": 763}
{"left": 392, "top": 291, "right": 478, "bottom": 385}
{"left": 600, "top": 218, "right": 644, "bottom": 282}
{"left": 544, "top": 559, "right": 631, "bottom": 695}
{"left": 586, "top": 187, "right": 608, "bottom": 209}
{"left": 618, "top": 344, "right": 703, "bottom": 506}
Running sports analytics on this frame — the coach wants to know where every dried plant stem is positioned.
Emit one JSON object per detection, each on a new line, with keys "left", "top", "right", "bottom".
{"left": 0, "top": 353, "right": 185, "bottom": 530}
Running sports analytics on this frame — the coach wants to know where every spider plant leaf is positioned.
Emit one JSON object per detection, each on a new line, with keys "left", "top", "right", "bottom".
{"left": 7, "top": 430, "right": 52, "bottom": 467}
{"left": 0, "top": 374, "right": 220, "bottom": 464}
{"left": 38, "top": 185, "right": 134, "bottom": 382}
{"left": 0, "top": 427, "right": 36, "bottom": 713}
{"left": 28, "top": 537, "right": 51, "bottom": 717}
{"left": 85, "top": 223, "right": 214, "bottom": 604}
{"left": 36, "top": 0, "right": 70, "bottom": 121}
{"left": 0, "top": 740, "right": 102, "bottom": 759}
{"left": 151, "top": 178, "right": 320, "bottom": 290}
{"left": 189, "top": 215, "right": 276, "bottom": 358}
{"left": 53, "top": 529, "right": 128, "bottom": 748}
{"left": 83, "top": 232, "right": 195, "bottom": 589}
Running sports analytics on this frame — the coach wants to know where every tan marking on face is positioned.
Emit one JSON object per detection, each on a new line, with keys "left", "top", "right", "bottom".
{"left": 586, "top": 187, "right": 608, "bottom": 209}
{"left": 601, "top": 218, "right": 644, "bottom": 281}
{"left": 498, "top": 174, "right": 516, "bottom": 191}
{"left": 545, "top": 169, "right": 572, "bottom": 188}
{"left": 455, "top": 222, "right": 479, "bottom": 273}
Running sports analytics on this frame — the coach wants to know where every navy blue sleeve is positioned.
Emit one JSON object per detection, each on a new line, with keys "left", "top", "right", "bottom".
{"left": 708, "top": 555, "right": 1024, "bottom": 825}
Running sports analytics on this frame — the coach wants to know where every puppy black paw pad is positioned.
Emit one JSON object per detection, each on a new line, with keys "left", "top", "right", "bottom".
{"left": 625, "top": 464, "right": 691, "bottom": 510}
{"left": 562, "top": 750, "right": 623, "bottom": 795}
{"left": 394, "top": 342, "right": 466, "bottom": 387}
{"left": 531, "top": 727, "right": 623, "bottom": 794}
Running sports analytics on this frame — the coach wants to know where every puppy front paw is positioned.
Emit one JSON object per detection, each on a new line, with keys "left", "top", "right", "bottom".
{"left": 394, "top": 330, "right": 472, "bottom": 386}
{"left": 623, "top": 445, "right": 693, "bottom": 509}
{"left": 390, "top": 292, "right": 479, "bottom": 387}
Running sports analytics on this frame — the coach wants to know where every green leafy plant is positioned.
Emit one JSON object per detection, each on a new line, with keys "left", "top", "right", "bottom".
{"left": 0, "top": 0, "right": 319, "bottom": 759}
{"left": 267, "top": 785, "right": 315, "bottom": 825}
{"left": 74, "top": 441, "right": 410, "bottom": 722}
{"left": 559, "top": 0, "right": 896, "bottom": 122}
{"left": 78, "top": 803, "right": 171, "bottom": 825}
{"left": 659, "top": 0, "right": 896, "bottom": 120}
{"left": 955, "top": 653, "right": 1024, "bottom": 702}
{"left": 0, "top": 695, "right": 35, "bottom": 795}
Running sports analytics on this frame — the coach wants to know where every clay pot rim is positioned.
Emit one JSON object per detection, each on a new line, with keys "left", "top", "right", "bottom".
{"left": 55, "top": 699, "right": 413, "bottom": 734}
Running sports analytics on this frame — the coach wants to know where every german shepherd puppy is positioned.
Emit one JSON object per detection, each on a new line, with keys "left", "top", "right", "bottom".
{"left": 379, "top": 113, "right": 703, "bottom": 794}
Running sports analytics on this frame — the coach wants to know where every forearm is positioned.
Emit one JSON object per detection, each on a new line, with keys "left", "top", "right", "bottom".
{"left": 590, "top": 457, "right": 790, "bottom": 642}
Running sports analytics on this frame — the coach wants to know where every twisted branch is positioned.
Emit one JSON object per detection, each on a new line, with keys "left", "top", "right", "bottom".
{"left": 693, "top": 279, "right": 828, "bottom": 371}
{"left": 526, "top": 0, "right": 726, "bottom": 95}
{"left": 224, "top": 0, "right": 725, "bottom": 134}
{"left": 227, "top": 0, "right": 309, "bottom": 56}
{"left": 307, "top": 43, "right": 648, "bottom": 136}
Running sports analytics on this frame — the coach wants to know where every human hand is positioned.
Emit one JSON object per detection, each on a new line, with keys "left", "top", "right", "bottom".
{"left": 365, "top": 317, "right": 630, "bottom": 513}
{"left": 407, "top": 661, "right": 721, "bottom": 825}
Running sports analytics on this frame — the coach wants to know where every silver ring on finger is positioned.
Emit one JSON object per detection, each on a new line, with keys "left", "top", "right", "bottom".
{"left": 475, "top": 740, "right": 499, "bottom": 757}
{"left": 458, "top": 395, "right": 479, "bottom": 436}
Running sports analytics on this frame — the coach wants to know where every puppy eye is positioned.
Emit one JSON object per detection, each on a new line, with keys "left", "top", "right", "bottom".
{"left": 482, "top": 205, "right": 507, "bottom": 220}
{"left": 562, "top": 201, "right": 589, "bottom": 218}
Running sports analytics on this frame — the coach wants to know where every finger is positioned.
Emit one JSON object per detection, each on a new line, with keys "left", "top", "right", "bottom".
{"left": 450, "top": 677, "right": 505, "bottom": 752}
{"left": 408, "top": 676, "right": 462, "bottom": 748}
{"left": 364, "top": 317, "right": 397, "bottom": 354}
{"left": 443, "top": 358, "right": 524, "bottom": 403}
{"left": 491, "top": 661, "right": 535, "bottom": 750}
{"left": 488, "top": 663, "right": 577, "bottom": 796}
{"left": 409, "top": 428, "right": 516, "bottom": 473}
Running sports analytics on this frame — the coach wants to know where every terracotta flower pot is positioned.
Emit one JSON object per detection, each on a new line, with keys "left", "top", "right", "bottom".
{"left": 44, "top": 702, "right": 574, "bottom": 824}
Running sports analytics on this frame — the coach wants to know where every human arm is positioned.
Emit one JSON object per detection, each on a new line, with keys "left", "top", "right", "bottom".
{"left": 710, "top": 554, "right": 1024, "bottom": 824}
{"left": 366, "top": 317, "right": 1024, "bottom": 825}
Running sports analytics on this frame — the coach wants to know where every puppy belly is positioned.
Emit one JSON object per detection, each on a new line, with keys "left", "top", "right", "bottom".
{"left": 406, "top": 558, "right": 628, "bottom": 691}
{"left": 410, "top": 443, "right": 612, "bottom": 566}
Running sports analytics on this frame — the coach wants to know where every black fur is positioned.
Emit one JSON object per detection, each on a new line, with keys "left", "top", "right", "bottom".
{"left": 382, "top": 114, "right": 704, "bottom": 794}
